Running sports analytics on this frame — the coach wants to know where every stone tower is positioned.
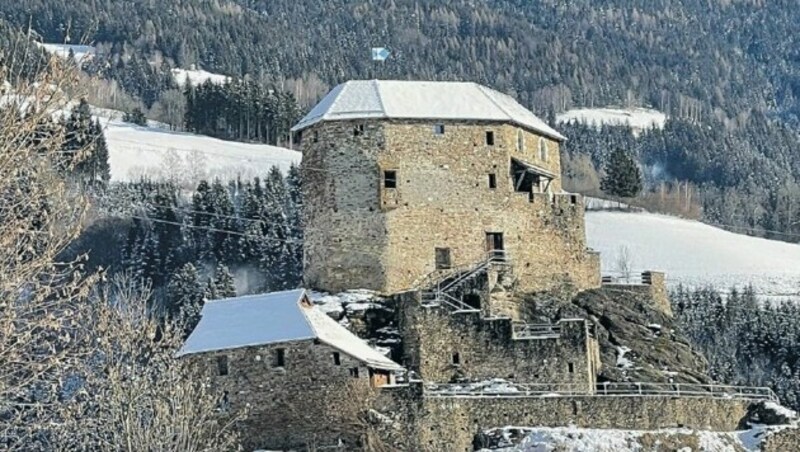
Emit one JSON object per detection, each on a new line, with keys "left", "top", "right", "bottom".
{"left": 292, "top": 80, "right": 600, "bottom": 295}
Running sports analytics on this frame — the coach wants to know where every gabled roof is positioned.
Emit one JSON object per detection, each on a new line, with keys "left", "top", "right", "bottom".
{"left": 177, "top": 289, "right": 402, "bottom": 371}
{"left": 291, "top": 80, "right": 566, "bottom": 141}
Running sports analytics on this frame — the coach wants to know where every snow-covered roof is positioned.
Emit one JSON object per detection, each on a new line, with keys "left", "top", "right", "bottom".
{"left": 291, "top": 80, "right": 566, "bottom": 141}
{"left": 177, "top": 289, "right": 402, "bottom": 371}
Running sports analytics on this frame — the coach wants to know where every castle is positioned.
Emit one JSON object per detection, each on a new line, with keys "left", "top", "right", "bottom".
{"left": 293, "top": 80, "right": 600, "bottom": 299}
{"left": 181, "top": 80, "right": 790, "bottom": 451}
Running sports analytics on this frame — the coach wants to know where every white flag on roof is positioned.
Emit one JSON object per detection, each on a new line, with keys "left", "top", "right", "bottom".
{"left": 371, "top": 47, "right": 390, "bottom": 61}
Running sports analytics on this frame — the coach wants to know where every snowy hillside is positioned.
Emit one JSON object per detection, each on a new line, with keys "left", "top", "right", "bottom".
{"left": 585, "top": 211, "right": 800, "bottom": 298}
{"left": 557, "top": 107, "right": 666, "bottom": 134}
{"left": 488, "top": 425, "right": 769, "bottom": 451}
{"left": 94, "top": 114, "right": 300, "bottom": 185}
{"left": 171, "top": 68, "right": 230, "bottom": 87}
{"left": 36, "top": 43, "right": 95, "bottom": 63}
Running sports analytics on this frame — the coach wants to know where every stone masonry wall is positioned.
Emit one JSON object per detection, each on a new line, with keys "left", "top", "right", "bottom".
{"left": 602, "top": 271, "right": 672, "bottom": 318}
{"left": 762, "top": 426, "right": 800, "bottom": 451}
{"left": 185, "top": 340, "right": 374, "bottom": 451}
{"left": 301, "top": 119, "right": 601, "bottom": 295}
{"left": 301, "top": 120, "right": 389, "bottom": 292}
{"left": 397, "top": 292, "right": 596, "bottom": 389}
{"left": 415, "top": 395, "right": 753, "bottom": 451}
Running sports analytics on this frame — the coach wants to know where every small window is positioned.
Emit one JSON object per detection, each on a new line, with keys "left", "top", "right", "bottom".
{"left": 312, "top": 130, "right": 319, "bottom": 143}
{"left": 217, "top": 355, "right": 229, "bottom": 376}
{"left": 517, "top": 130, "right": 525, "bottom": 151}
{"left": 349, "top": 367, "right": 360, "bottom": 378}
{"left": 220, "top": 390, "right": 230, "bottom": 412}
{"left": 452, "top": 352, "right": 461, "bottom": 365}
{"left": 433, "top": 124, "right": 445, "bottom": 135}
{"left": 353, "top": 124, "right": 365, "bottom": 136}
{"left": 333, "top": 352, "right": 341, "bottom": 366}
{"left": 488, "top": 173, "right": 497, "bottom": 189}
{"left": 485, "top": 131, "right": 495, "bottom": 146}
{"left": 435, "top": 247, "right": 452, "bottom": 270}
{"left": 568, "top": 362, "right": 574, "bottom": 374}
{"left": 274, "top": 348, "right": 285, "bottom": 368}
{"left": 539, "top": 138, "right": 548, "bottom": 161}
{"left": 384, "top": 170, "right": 397, "bottom": 189}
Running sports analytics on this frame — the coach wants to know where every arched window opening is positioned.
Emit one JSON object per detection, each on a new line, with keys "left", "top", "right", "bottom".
{"left": 539, "top": 138, "right": 548, "bottom": 161}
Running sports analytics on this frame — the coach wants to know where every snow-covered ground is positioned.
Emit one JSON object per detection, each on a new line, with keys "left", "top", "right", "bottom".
{"left": 585, "top": 211, "right": 800, "bottom": 298}
{"left": 485, "top": 425, "right": 770, "bottom": 451}
{"left": 556, "top": 107, "right": 666, "bottom": 135}
{"left": 99, "top": 117, "right": 300, "bottom": 184}
{"left": 171, "top": 68, "right": 230, "bottom": 87}
{"left": 36, "top": 43, "right": 96, "bottom": 63}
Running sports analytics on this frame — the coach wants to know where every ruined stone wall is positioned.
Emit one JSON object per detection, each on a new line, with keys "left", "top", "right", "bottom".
{"left": 602, "top": 270, "right": 672, "bottom": 318}
{"left": 301, "top": 119, "right": 601, "bottom": 295}
{"left": 397, "top": 292, "right": 596, "bottom": 388}
{"left": 762, "top": 426, "right": 800, "bottom": 451}
{"left": 415, "top": 396, "right": 753, "bottom": 451}
{"left": 185, "top": 340, "right": 374, "bottom": 451}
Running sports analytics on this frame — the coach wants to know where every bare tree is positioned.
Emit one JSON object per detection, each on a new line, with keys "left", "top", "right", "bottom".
{"left": 150, "top": 89, "right": 186, "bottom": 131}
{"left": 0, "top": 45, "right": 97, "bottom": 451}
{"left": 614, "top": 245, "right": 635, "bottom": 283}
{"left": 60, "top": 275, "right": 242, "bottom": 451}
{"left": 1, "top": 46, "right": 240, "bottom": 451}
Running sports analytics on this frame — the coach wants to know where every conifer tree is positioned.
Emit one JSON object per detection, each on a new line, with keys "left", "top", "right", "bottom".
{"left": 600, "top": 148, "right": 643, "bottom": 198}
{"left": 166, "top": 263, "right": 204, "bottom": 315}
{"left": 88, "top": 119, "right": 111, "bottom": 186}
{"left": 123, "top": 107, "right": 148, "bottom": 126}
{"left": 213, "top": 263, "right": 236, "bottom": 299}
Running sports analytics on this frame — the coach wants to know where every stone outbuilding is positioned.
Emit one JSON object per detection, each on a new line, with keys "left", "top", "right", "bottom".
{"left": 292, "top": 80, "right": 601, "bottom": 297}
{"left": 179, "top": 289, "right": 403, "bottom": 450}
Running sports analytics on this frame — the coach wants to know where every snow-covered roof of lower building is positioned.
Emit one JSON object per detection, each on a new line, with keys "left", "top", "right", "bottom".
{"left": 177, "top": 289, "right": 402, "bottom": 371}
{"left": 291, "top": 80, "right": 566, "bottom": 141}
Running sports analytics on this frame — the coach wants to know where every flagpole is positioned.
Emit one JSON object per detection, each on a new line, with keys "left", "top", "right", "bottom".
{"left": 371, "top": 47, "right": 390, "bottom": 80}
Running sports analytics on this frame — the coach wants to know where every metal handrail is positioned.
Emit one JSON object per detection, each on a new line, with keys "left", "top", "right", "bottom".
{"left": 512, "top": 323, "right": 562, "bottom": 339}
{"left": 425, "top": 382, "right": 778, "bottom": 402}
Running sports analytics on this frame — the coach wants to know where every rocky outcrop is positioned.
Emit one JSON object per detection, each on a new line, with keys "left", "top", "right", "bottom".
{"left": 521, "top": 285, "right": 711, "bottom": 384}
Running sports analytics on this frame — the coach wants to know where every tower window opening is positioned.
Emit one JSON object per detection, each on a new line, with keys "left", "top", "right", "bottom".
{"left": 539, "top": 138, "right": 549, "bottom": 161}
{"left": 485, "top": 131, "right": 495, "bottom": 146}
{"left": 384, "top": 170, "right": 397, "bottom": 189}
{"left": 274, "top": 348, "right": 286, "bottom": 368}
{"left": 217, "top": 355, "right": 229, "bottom": 376}
{"left": 435, "top": 247, "right": 452, "bottom": 270}
{"left": 433, "top": 124, "right": 445, "bottom": 135}
{"left": 488, "top": 173, "right": 497, "bottom": 189}
{"left": 452, "top": 352, "right": 461, "bottom": 365}
{"left": 353, "top": 124, "right": 365, "bottom": 136}
{"left": 517, "top": 129, "right": 525, "bottom": 151}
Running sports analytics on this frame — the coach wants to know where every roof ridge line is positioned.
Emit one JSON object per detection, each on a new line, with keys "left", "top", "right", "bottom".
{"left": 323, "top": 81, "right": 350, "bottom": 124}
{"left": 475, "top": 83, "right": 515, "bottom": 122}
{"left": 205, "top": 288, "right": 303, "bottom": 304}
{"left": 372, "top": 80, "right": 388, "bottom": 119}
{"left": 296, "top": 289, "right": 322, "bottom": 339}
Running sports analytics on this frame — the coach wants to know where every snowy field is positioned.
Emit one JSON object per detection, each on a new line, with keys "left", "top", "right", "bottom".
{"left": 171, "top": 68, "right": 230, "bottom": 87}
{"left": 98, "top": 117, "right": 300, "bottom": 184}
{"left": 36, "top": 43, "right": 96, "bottom": 63}
{"left": 486, "top": 425, "right": 776, "bottom": 452}
{"left": 557, "top": 107, "right": 666, "bottom": 135}
{"left": 585, "top": 211, "right": 800, "bottom": 298}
